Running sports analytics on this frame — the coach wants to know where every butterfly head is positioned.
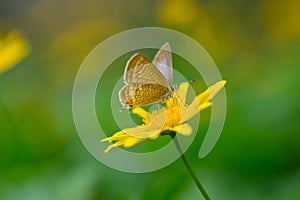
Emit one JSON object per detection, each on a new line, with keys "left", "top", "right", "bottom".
{"left": 127, "top": 99, "right": 134, "bottom": 108}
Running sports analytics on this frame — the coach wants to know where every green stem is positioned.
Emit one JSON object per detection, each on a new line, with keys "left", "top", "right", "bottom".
{"left": 169, "top": 132, "right": 211, "bottom": 200}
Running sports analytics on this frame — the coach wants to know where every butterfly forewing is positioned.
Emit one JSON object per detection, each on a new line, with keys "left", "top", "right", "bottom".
{"left": 153, "top": 42, "right": 173, "bottom": 85}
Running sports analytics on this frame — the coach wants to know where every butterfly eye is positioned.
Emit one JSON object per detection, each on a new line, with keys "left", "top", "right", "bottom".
{"left": 127, "top": 99, "right": 134, "bottom": 107}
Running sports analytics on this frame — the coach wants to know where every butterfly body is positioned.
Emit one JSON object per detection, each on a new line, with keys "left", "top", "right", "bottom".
{"left": 119, "top": 43, "right": 174, "bottom": 108}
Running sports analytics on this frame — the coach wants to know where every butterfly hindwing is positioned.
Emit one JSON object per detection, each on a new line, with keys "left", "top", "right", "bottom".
{"left": 119, "top": 84, "right": 171, "bottom": 107}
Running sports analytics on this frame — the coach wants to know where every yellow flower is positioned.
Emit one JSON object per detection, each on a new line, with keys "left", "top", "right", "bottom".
{"left": 0, "top": 30, "right": 30, "bottom": 74}
{"left": 101, "top": 80, "right": 226, "bottom": 153}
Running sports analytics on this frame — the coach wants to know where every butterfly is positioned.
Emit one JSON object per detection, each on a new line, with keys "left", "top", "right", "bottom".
{"left": 119, "top": 42, "right": 175, "bottom": 108}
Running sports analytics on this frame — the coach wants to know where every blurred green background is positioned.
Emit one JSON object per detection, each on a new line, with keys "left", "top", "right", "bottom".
{"left": 1, "top": 0, "right": 300, "bottom": 199}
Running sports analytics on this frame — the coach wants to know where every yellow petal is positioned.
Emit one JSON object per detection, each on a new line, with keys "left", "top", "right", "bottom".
{"left": 132, "top": 107, "right": 151, "bottom": 125}
{"left": 181, "top": 100, "right": 199, "bottom": 123}
{"left": 100, "top": 131, "right": 125, "bottom": 142}
{"left": 196, "top": 80, "right": 227, "bottom": 106}
{"left": 176, "top": 82, "right": 189, "bottom": 105}
{"left": 104, "top": 145, "right": 115, "bottom": 153}
{"left": 209, "top": 80, "right": 227, "bottom": 98}
{"left": 123, "top": 136, "right": 145, "bottom": 148}
{"left": 173, "top": 123, "right": 193, "bottom": 136}
{"left": 104, "top": 141, "right": 122, "bottom": 153}
{"left": 101, "top": 131, "right": 145, "bottom": 153}
{"left": 199, "top": 102, "right": 212, "bottom": 111}
{"left": 149, "top": 131, "right": 161, "bottom": 140}
{"left": 181, "top": 80, "right": 226, "bottom": 122}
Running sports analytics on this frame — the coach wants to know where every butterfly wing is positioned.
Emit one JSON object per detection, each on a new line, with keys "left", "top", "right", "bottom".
{"left": 152, "top": 42, "right": 173, "bottom": 85}
{"left": 119, "top": 47, "right": 174, "bottom": 108}
{"left": 124, "top": 53, "right": 170, "bottom": 89}
{"left": 119, "top": 83, "right": 171, "bottom": 107}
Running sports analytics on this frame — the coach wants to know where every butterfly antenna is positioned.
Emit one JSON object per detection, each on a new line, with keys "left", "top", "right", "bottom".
{"left": 173, "top": 79, "right": 196, "bottom": 90}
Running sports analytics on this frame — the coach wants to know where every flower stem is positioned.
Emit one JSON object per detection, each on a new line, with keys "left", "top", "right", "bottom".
{"left": 169, "top": 132, "right": 211, "bottom": 200}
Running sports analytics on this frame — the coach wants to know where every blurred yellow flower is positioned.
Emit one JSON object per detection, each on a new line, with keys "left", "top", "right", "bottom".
{"left": 0, "top": 31, "right": 30, "bottom": 74}
{"left": 158, "top": 0, "right": 201, "bottom": 25}
{"left": 101, "top": 80, "right": 226, "bottom": 153}
{"left": 262, "top": 0, "right": 300, "bottom": 41}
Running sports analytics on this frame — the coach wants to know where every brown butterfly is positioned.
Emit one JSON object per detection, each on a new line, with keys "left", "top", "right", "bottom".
{"left": 119, "top": 42, "right": 174, "bottom": 108}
